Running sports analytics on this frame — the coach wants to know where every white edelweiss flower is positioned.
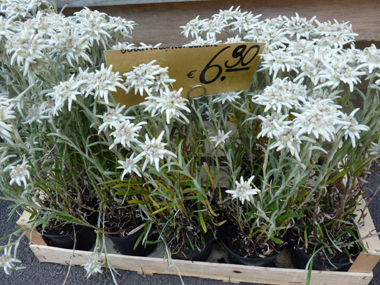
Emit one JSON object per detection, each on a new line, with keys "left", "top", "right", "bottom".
{"left": 200, "top": 18, "right": 226, "bottom": 41}
{"left": 285, "top": 38, "right": 315, "bottom": 58}
{"left": 252, "top": 79, "right": 302, "bottom": 114}
{"left": 212, "top": 90, "right": 243, "bottom": 104}
{"left": 117, "top": 153, "right": 142, "bottom": 180}
{"left": 123, "top": 60, "right": 165, "bottom": 96}
{"left": 73, "top": 7, "right": 111, "bottom": 48}
{"left": 9, "top": 157, "right": 30, "bottom": 187}
{"left": 0, "top": 246, "right": 24, "bottom": 275}
{"left": 357, "top": 44, "right": 380, "bottom": 74}
{"left": 229, "top": 11, "right": 262, "bottom": 34}
{"left": 136, "top": 131, "right": 177, "bottom": 171}
{"left": 205, "top": 109, "right": 220, "bottom": 121}
{"left": 259, "top": 48, "right": 299, "bottom": 79}
{"left": 49, "top": 26, "right": 92, "bottom": 67}
{"left": 270, "top": 127, "right": 309, "bottom": 162}
{"left": 97, "top": 104, "right": 133, "bottom": 134}
{"left": 109, "top": 120, "right": 146, "bottom": 149}
{"left": 23, "top": 104, "right": 49, "bottom": 125}
{"left": 225, "top": 176, "right": 260, "bottom": 204}
{"left": 283, "top": 13, "right": 316, "bottom": 39}
{"left": 6, "top": 29, "right": 50, "bottom": 76}
{"left": 369, "top": 139, "right": 380, "bottom": 159}
{"left": 0, "top": 101, "right": 16, "bottom": 141}
{"left": 153, "top": 88, "right": 191, "bottom": 124}
{"left": 213, "top": 6, "right": 245, "bottom": 25}
{"left": 295, "top": 48, "right": 330, "bottom": 85}
{"left": 338, "top": 108, "right": 369, "bottom": 147}
{"left": 314, "top": 19, "right": 358, "bottom": 44}
{"left": 265, "top": 15, "right": 286, "bottom": 29}
{"left": 210, "top": 130, "right": 232, "bottom": 147}
{"left": 81, "top": 258, "right": 103, "bottom": 279}
{"left": 180, "top": 15, "right": 203, "bottom": 39}
{"left": 86, "top": 64, "right": 128, "bottom": 105}
{"left": 47, "top": 74, "right": 86, "bottom": 114}
{"left": 257, "top": 114, "right": 290, "bottom": 139}
{"left": 141, "top": 88, "right": 191, "bottom": 124}
{"left": 150, "top": 67, "right": 176, "bottom": 93}
{"left": 107, "top": 16, "right": 136, "bottom": 38}
{"left": 316, "top": 54, "right": 366, "bottom": 92}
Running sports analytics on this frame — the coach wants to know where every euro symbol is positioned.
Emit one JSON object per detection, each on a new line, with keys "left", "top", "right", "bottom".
{"left": 187, "top": 70, "right": 196, "bottom": 78}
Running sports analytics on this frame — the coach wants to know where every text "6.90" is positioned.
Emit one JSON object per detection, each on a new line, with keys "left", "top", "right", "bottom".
{"left": 199, "top": 44, "right": 261, "bottom": 84}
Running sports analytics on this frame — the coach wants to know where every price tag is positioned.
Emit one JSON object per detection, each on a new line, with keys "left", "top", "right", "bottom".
{"left": 105, "top": 43, "right": 265, "bottom": 107}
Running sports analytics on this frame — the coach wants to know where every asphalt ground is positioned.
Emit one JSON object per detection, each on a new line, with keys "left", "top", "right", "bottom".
{"left": 1, "top": 165, "right": 380, "bottom": 285}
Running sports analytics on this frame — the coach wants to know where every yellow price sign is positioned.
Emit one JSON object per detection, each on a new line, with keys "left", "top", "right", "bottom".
{"left": 105, "top": 43, "right": 265, "bottom": 108}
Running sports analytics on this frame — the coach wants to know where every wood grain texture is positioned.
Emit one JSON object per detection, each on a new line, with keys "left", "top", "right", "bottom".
{"left": 61, "top": 0, "right": 380, "bottom": 43}
{"left": 16, "top": 211, "right": 48, "bottom": 246}
{"left": 30, "top": 244, "right": 372, "bottom": 285}
{"left": 55, "top": 0, "right": 206, "bottom": 8}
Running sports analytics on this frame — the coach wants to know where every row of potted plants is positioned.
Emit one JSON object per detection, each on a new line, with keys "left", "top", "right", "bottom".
{"left": 0, "top": 1, "right": 380, "bottom": 283}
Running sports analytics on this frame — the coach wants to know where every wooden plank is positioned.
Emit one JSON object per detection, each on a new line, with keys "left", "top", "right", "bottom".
{"left": 30, "top": 244, "right": 372, "bottom": 285}
{"left": 61, "top": 0, "right": 380, "bottom": 43}
{"left": 16, "top": 211, "right": 47, "bottom": 246}
{"left": 348, "top": 199, "right": 380, "bottom": 273}
{"left": 55, "top": 0, "right": 208, "bottom": 8}
{"left": 349, "top": 253, "right": 380, "bottom": 274}
{"left": 355, "top": 198, "right": 380, "bottom": 256}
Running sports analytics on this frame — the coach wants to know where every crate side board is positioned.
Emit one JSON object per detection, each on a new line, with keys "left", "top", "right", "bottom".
{"left": 349, "top": 198, "right": 380, "bottom": 273}
{"left": 16, "top": 210, "right": 47, "bottom": 246}
{"left": 30, "top": 244, "right": 372, "bottom": 285}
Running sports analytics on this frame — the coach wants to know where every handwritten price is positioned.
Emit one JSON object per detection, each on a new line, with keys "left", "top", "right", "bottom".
{"left": 195, "top": 44, "right": 260, "bottom": 84}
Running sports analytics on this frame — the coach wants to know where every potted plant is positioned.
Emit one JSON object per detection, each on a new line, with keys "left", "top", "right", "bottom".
{"left": 179, "top": 7, "right": 380, "bottom": 271}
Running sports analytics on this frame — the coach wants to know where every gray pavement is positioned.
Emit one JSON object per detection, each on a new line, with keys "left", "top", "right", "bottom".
{"left": 1, "top": 165, "right": 380, "bottom": 285}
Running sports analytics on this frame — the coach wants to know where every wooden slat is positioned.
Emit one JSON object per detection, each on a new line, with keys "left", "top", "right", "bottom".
{"left": 30, "top": 244, "right": 372, "bottom": 285}
{"left": 355, "top": 199, "right": 380, "bottom": 256}
{"left": 62, "top": 0, "right": 380, "bottom": 44}
{"left": 55, "top": 0, "right": 207, "bottom": 8}
{"left": 16, "top": 211, "right": 47, "bottom": 246}
{"left": 348, "top": 198, "right": 380, "bottom": 273}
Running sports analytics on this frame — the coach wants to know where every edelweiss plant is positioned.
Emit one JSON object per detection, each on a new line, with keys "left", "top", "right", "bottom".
{"left": 181, "top": 6, "right": 380, "bottom": 268}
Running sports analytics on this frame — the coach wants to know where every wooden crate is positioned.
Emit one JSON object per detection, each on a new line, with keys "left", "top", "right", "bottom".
{"left": 16, "top": 200, "right": 380, "bottom": 285}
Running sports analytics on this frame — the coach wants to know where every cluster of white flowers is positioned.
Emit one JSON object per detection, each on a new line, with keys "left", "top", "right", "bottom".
{"left": 252, "top": 77, "right": 369, "bottom": 160}
{"left": 1, "top": 2, "right": 136, "bottom": 82}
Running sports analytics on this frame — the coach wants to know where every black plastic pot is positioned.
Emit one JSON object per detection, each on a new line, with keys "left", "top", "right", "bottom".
{"left": 291, "top": 248, "right": 353, "bottom": 271}
{"left": 108, "top": 228, "right": 158, "bottom": 256}
{"left": 218, "top": 231, "right": 288, "bottom": 267}
{"left": 42, "top": 216, "right": 97, "bottom": 251}
{"left": 171, "top": 236, "right": 215, "bottom": 261}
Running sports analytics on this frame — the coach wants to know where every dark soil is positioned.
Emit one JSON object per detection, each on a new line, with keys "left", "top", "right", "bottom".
{"left": 219, "top": 221, "right": 287, "bottom": 259}
{"left": 169, "top": 229, "right": 215, "bottom": 253}
{"left": 36, "top": 181, "right": 98, "bottom": 236}
{"left": 103, "top": 207, "right": 146, "bottom": 237}
{"left": 290, "top": 230, "right": 361, "bottom": 265}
